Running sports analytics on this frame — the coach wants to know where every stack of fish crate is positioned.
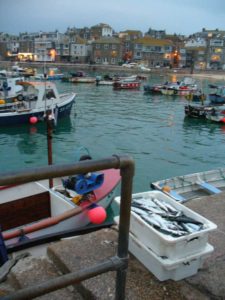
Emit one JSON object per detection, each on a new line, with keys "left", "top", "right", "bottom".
{"left": 114, "top": 190, "right": 217, "bottom": 281}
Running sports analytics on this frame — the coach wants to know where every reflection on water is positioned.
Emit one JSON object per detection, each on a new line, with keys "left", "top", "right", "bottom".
{"left": 1, "top": 74, "right": 225, "bottom": 192}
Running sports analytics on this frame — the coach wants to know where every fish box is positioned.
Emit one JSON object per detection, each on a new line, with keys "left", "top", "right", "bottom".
{"left": 129, "top": 233, "right": 214, "bottom": 281}
{"left": 114, "top": 191, "right": 217, "bottom": 260}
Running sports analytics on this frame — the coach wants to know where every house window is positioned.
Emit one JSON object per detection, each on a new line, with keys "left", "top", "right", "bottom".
{"left": 215, "top": 48, "right": 222, "bottom": 53}
{"left": 111, "top": 58, "right": 116, "bottom": 64}
{"left": 136, "top": 44, "right": 142, "bottom": 49}
{"left": 96, "top": 44, "right": 100, "bottom": 49}
{"left": 112, "top": 44, "right": 116, "bottom": 50}
{"left": 136, "top": 52, "right": 141, "bottom": 57}
{"left": 104, "top": 44, "right": 109, "bottom": 49}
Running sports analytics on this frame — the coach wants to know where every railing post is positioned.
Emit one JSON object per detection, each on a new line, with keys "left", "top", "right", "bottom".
{"left": 115, "top": 156, "right": 135, "bottom": 300}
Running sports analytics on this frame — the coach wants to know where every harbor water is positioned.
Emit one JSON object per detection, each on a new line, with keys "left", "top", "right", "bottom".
{"left": 1, "top": 72, "right": 225, "bottom": 194}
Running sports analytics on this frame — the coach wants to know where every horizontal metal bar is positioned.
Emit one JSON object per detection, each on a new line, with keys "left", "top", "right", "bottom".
{"left": 0, "top": 155, "right": 124, "bottom": 186}
{"left": 2, "top": 256, "right": 127, "bottom": 300}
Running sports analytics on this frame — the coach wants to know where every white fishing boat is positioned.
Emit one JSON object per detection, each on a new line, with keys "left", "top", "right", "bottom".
{"left": 151, "top": 168, "right": 225, "bottom": 202}
{"left": 70, "top": 76, "right": 96, "bottom": 83}
{"left": 0, "top": 81, "right": 76, "bottom": 126}
{"left": 161, "top": 77, "right": 198, "bottom": 96}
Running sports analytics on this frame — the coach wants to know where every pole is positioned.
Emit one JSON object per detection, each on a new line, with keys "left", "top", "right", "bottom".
{"left": 47, "top": 110, "right": 53, "bottom": 188}
{"left": 44, "top": 71, "right": 53, "bottom": 188}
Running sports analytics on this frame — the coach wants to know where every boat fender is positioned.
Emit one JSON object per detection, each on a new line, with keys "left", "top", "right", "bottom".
{"left": 17, "top": 94, "right": 24, "bottom": 101}
{"left": 162, "top": 185, "right": 171, "bottom": 192}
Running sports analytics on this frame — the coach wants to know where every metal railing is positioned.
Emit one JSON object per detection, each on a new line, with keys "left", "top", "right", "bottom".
{"left": 0, "top": 154, "right": 135, "bottom": 300}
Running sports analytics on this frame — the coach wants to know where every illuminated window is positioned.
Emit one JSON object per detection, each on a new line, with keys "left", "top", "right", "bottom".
{"left": 215, "top": 48, "right": 222, "bottom": 53}
{"left": 211, "top": 55, "right": 220, "bottom": 61}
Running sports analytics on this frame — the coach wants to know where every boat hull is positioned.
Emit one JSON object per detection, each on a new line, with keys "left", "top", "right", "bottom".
{"left": 0, "top": 95, "right": 75, "bottom": 126}
{"left": 113, "top": 81, "right": 141, "bottom": 89}
{"left": 209, "top": 94, "right": 225, "bottom": 104}
{"left": 1, "top": 168, "right": 121, "bottom": 249}
{"left": 184, "top": 104, "right": 216, "bottom": 119}
{"left": 151, "top": 167, "right": 225, "bottom": 202}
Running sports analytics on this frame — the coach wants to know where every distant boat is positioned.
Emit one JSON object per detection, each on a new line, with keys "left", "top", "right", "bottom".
{"left": 0, "top": 81, "right": 76, "bottom": 126}
{"left": 70, "top": 76, "right": 96, "bottom": 83}
{"left": 0, "top": 76, "right": 24, "bottom": 101}
{"left": 208, "top": 84, "right": 225, "bottom": 104}
{"left": 161, "top": 77, "right": 198, "bottom": 96}
{"left": 34, "top": 73, "right": 64, "bottom": 80}
{"left": 11, "top": 64, "right": 36, "bottom": 77}
{"left": 184, "top": 103, "right": 225, "bottom": 122}
{"left": 113, "top": 76, "right": 141, "bottom": 90}
{"left": 143, "top": 83, "right": 165, "bottom": 94}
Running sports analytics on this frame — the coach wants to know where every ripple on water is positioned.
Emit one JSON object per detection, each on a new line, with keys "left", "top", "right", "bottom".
{"left": 0, "top": 75, "right": 225, "bottom": 191}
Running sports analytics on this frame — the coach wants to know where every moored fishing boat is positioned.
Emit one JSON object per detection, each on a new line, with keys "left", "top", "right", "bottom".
{"left": 34, "top": 73, "right": 64, "bottom": 80}
{"left": 113, "top": 80, "right": 141, "bottom": 90}
{"left": 0, "top": 81, "right": 76, "bottom": 126}
{"left": 0, "top": 76, "right": 25, "bottom": 101}
{"left": 161, "top": 77, "right": 198, "bottom": 96}
{"left": 208, "top": 84, "right": 225, "bottom": 104}
{"left": 143, "top": 83, "right": 165, "bottom": 94}
{"left": 151, "top": 167, "right": 225, "bottom": 202}
{"left": 70, "top": 76, "right": 96, "bottom": 83}
{"left": 184, "top": 103, "right": 225, "bottom": 121}
{"left": 0, "top": 166, "right": 120, "bottom": 255}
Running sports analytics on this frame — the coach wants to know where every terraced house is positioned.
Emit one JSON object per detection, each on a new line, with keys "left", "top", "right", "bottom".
{"left": 133, "top": 36, "right": 174, "bottom": 67}
{"left": 90, "top": 37, "right": 122, "bottom": 65}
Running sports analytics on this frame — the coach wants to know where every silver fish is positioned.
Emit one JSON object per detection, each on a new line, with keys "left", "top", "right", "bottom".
{"left": 151, "top": 197, "right": 169, "bottom": 212}
{"left": 131, "top": 206, "right": 149, "bottom": 216}
{"left": 142, "top": 214, "right": 163, "bottom": 228}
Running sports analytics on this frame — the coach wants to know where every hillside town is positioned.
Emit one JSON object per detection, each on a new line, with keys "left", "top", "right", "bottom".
{"left": 1, "top": 23, "right": 225, "bottom": 71}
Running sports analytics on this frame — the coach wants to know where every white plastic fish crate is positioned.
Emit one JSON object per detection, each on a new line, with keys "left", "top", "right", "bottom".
{"left": 129, "top": 232, "right": 214, "bottom": 281}
{"left": 114, "top": 190, "right": 217, "bottom": 260}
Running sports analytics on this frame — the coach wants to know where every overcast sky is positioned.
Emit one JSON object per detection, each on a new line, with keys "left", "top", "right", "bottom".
{"left": 1, "top": 0, "right": 225, "bottom": 36}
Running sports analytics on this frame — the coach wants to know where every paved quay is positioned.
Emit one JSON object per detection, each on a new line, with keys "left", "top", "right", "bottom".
{"left": 0, "top": 192, "right": 225, "bottom": 299}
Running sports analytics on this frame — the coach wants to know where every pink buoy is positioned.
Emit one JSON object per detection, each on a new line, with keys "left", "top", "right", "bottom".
{"left": 29, "top": 116, "right": 38, "bottom": 124}
{"left": 87, "top": 206, "right": 107, "bottom": 224}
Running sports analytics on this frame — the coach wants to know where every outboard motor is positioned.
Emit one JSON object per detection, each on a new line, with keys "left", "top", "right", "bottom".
{"left": 62, "top": 172, "right": 104, "bottom": 194}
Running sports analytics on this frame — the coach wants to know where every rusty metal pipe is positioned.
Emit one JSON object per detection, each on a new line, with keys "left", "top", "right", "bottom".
{"left": 115, "top": 155, "right": 135, "bottom": 300}
{"left": 0, "top": 155, "right": 122, "bottom": 186}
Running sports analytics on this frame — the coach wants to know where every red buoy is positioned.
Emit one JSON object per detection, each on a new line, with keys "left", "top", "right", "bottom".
{"left": 87, "top": 206, "right": 107, "bottom": 224}
{"left": 29, "top": 116, "right": 38, "bottom": 124}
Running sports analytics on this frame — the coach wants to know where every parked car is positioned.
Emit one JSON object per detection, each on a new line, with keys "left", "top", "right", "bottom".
{"left": 122, "top": 63, "right": 138, "bottom": 68}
